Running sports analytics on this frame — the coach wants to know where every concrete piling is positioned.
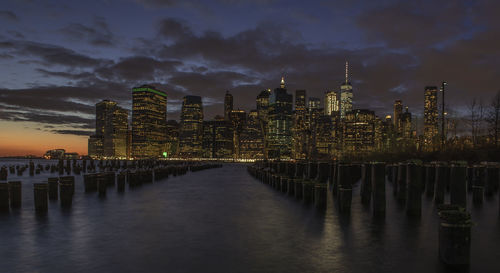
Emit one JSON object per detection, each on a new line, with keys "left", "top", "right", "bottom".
{"left": 485, "top": 165, "right": 499, "bottom": 196}
{"left": 83, "top": 174, "right": 98, "bottom": 192}
{"left": 117, "top": 172, "right": 126, "bottom": 192}
{"left": 360, "top": 163, "right": 372, "bottom": 205}
{"left": 406, "top": 163, "right": 422, "bottom": 216}
{"left": 0, "top": 183, "right": 9, "bottom": 211}
{"left": 48, "top": 177, "right": 59, "bottom": 200}
{"left": 450, "top": 164, "right": 467, "bottom": 208}
{"left": 33, "top": 183, "right": 48, "bottom": 213}
{"left": 425, "top": 164, "right": 435, "bottom": 197}
{"left": 396, "top": 163, "right": 406, "bottom": 201}
{"left": 59, "top": 179, "right": 73, "bottom": 208}
{"left": 372, "top": 162, "right": 386, "bottom": 217}
{"left": 97, "top": 174, "right": 107, "bottom": 197}
{"left": 472, "top": 186, "right": 484, "bottom": 205}
{"left": 438, "top": 205, "right": 472, "bottom": 266}
{"left": 294, "top": 179, "right": 303, "bottom": 200}
{"left": 302, "top": 180, "right": 314, "bottom": 203}
{"left": 435, "top": 165, "right": 446, "bottom": 204}
{"left": 314, "top": 183, "right": 327, "bottom": 210}
{"left": 8, "top": 181, "right": 22, "bottom": 208}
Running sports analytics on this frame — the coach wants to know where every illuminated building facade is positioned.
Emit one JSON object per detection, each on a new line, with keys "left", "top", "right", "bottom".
{"left": 132, "top": 85, "right": 167, "bottom": 158}
{"left": 89, "top": 100, "right": 128, "bottom": 158}
{"left": 393, "top": 99, "right": 403, "bottom": 134}
{"left": 240, "top": 110, "right": 265, "bottom": 159}
{"left": 340, "top": 62, "right": 353, "bottom": 119}
{"left": 164, "top": 120, "right": 180, "bottom": 158}
{"left": 179, "top": 95, "right": 204, "bottom": 158}
{"left": 230, "top": 109, "right": 247, "bottom": 158}
{"left": 308, "top": 97, "right": 321, "bottom": 110}
{"left": 224, "top": 91, "right": 233, "bottom": 121}
{"left": 424, "top": 86, "right": 439, "bottom": 149}
{"left": 342, "top": 109, "right": 376, "bottom": 154}
{"left": 202, "top": 118, "right": 233, "bottom": 158}
{"left": 325, "top": 90, "right": 339, "bottom": 115}
{"left": 267, "top": 78, "right": 293, "bottom": 159}
{"left": 292, "top": 89, "right": 308, "bottom": 159}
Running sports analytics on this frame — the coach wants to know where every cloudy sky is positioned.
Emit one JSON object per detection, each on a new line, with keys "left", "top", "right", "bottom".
{"left": 0, "top": 0, "right": 499, "bottom": 156}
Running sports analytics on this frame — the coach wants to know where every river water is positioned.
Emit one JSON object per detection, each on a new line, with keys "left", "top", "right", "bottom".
{"left": 0, "top": 160, "right": 499, "bottom": 273}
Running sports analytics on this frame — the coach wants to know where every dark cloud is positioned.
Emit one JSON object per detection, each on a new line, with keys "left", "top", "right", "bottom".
{"left": 0, "top": 40, "right": 110, "bottom": 67}
{"left": 58, "top": 17, "right": 116, "bottom": 47}
{"left": 51, "top": 129, "right": 93, "bottom": 136}
{"left": 157, "top": 18, "right": 193, "bottom": 41}
{"left": 0, "top": 10, "right": 18, "bottom": 21}
{"left": 356, "top": 1, "right": 467, "bottom": 49}
{"left": 95, "top": 56, "right": 182, "bottom": 82}
{"left": 6, "top": 30, "right": 24, "bottom": 39}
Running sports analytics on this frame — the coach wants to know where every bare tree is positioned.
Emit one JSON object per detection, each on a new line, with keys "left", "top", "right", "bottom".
{"left": 486, "top": 90, "right": 500, "bottom": 147}
{"left": 468, "top": 98, "right": 484, "bottom": 148}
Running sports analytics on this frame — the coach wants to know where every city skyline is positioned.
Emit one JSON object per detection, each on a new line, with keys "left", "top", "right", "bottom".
{"left": 1, "top": 0, "right": 500, "bottom": 156}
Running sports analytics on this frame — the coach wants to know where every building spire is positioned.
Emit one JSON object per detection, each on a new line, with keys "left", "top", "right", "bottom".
{"left": 345, "top": 61, "right": 349, "bottom": 84}
{"left": 280, "top": 76, "right": 285, "bottom": 88}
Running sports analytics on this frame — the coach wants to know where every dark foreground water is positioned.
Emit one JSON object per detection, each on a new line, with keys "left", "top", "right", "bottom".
{"left": 0, "top": 161, "right": 499, "bottom": 273}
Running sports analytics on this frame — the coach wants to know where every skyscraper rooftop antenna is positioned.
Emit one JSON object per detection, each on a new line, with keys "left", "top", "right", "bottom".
{"left": 345, "top": 61, "right": 349, "bottom": 84}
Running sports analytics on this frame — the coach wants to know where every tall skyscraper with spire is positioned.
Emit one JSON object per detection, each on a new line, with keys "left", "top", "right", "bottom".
{"left": 267, "top": 77, "right": 293, "bottom": 159}
{"left": 224, "top": 90, "right": 233, "bottom": 121}
{"left": 340, "top": 61, "right": 353, "bottom": 119}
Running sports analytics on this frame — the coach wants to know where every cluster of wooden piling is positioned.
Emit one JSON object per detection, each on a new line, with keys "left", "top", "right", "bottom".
{"left": 247, "top": 161, "right": 388, "bottom": 216}
{"left": 0, "top": 161, "right": 222, "bottom": 214}
{"left": 249, "top": 159, "right": 500, "bottom": 267}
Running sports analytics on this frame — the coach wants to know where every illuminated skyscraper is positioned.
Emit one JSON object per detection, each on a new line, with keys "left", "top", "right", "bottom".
{"left": 131, "top": 85, "right": 167, "bottom": 158}
{"left": 393, "top": 99, "right": 403, "bottom": 134}
{"left": 308, "top": 97, "right": 321, "bottom": 111}
{"left": 325, "top": 90, "right": 339, "bottom": 115}
{"left": 342, "top": 109, "right": 376, "bottom": 154}
{"left": 401, "top": 106, "right": 412, "bottom": 139}
{"left": 340, "top": 61, "right": 353, "bottom": 119}
{"left": 295, "top": 90, "right": 306, "bottom": 112}
{"left": 179, "top": 95, "right": 204, "bottom": 157}
{"left": 424, "top": 86, "right": 439, "bottom": 148}
{"left": 89, "top": 100, "right": 128, "bottom": 158}
{"left": 267, "top": 77, "right": 293, "bottom": 159}
{"left": 240, "top": 110, "right": 265, "bottom": 159}
{"left": 256, "top": 89, "right": 271, "bottom": 121}
{"left": 292, "top": 90, "right": 308, "bottom": 159}
{"left": 202, "top": 117, "right": 232, "bottom": 159}
{"left": 224, "top": 90, "right": 233, "bottom": 121}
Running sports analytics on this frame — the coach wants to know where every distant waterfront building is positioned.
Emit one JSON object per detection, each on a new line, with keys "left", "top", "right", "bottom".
{"left": 89, "top": 100, "right": 128, "bottom": 158}
{"left": 424, "top": 86, "right": 439, "bottom": 149}
{"left": 131, "top": 85, "right": 167, "bottom": 158}
{"left": 393, "top": 99, "right": 403, "bottom": 134}
{"left": 340, "top": 62, "right": 353, "bottom": 119}
{"left": 224, "top": 91, "right": 233, "bottom": 121}
{"left": 267, "top": 77, "right": 293, "bottom": 159}
{"left": 43, "top": 149, "right": 66, "bottom": 160}
{"left": 179, "top": 95, "right": 204, "bottom": 158}
{"left": 324, "top": 90, "right": 339, "bottom": 116}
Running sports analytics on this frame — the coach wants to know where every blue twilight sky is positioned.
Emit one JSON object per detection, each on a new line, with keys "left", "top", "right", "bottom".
{"left": 0, "top": 0, "right": 500, "bottom": 154}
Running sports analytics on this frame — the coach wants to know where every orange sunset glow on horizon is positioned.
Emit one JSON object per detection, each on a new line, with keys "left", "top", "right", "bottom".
{"left": 0, "top": 121, "right": 88, "bottom": 156}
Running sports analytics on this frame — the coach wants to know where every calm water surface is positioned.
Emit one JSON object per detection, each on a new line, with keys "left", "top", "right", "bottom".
{"left": 0, "top": 160, "right": 499, "bottom": 273}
